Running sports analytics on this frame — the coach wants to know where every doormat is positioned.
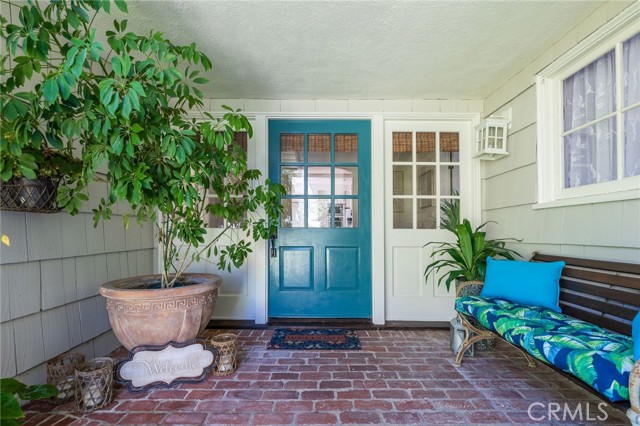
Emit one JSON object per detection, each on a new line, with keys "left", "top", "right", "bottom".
{"left": 268, "top": 328, "right": 361, "bottom": 350}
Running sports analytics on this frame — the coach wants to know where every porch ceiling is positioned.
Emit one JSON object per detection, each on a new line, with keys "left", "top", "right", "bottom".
{"left": 97, "top": 0, "right": 608, "bottom": 100}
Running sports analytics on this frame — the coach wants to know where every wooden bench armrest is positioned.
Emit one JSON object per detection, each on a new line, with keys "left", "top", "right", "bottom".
{"left": 455, "top": 280, "right": 484, "bottom": 298}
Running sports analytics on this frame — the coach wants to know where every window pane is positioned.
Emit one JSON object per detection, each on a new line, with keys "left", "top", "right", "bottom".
{"left": 281, "top": 198, "right": 304, "bottom": 228}
{"left": 335, "top": 134, "right": 358, "bottom": 163}
{"left": 308, "top": 134, "right": 330, "bottom": 163}
{"left": 281, "top": 166, "right": 304, "bottom": 195}
{"left": 335, "top": 199, "right": 357, "bottom": 228}
{"left": 393, "top": 199, "right": 413, "bottom": 229}
{"left": 416, "top": 132, "right": 435, "bottom": 162}
{"left": 417, "top": 166, "right": 435, "bottom": 196}
{"left": 308, "top": 166, "right": 331, "bottom": 196}
{"left": 440, "top": 132, "right": 460, "bottom": 162}
{"left": 564, "top": 117, "right": 617, "bottom": 188}
{"left": 417, "top": 199, "right": 436, "bottom": 229}
{"left": 206, "top": 197, "right": 224, "bottom": 228}
{"left": 623, "top": 33, "right": 640, "bottom": 107}
{"left": 392, "top": 165, "right": 412, "bottom": 195}
{"left": 281, "top": 133, "right": 304, "bottom": 163}
{"left": 335, "top": 167, "right": 358, "bottom": 196}
{"left": 624, "top": 106, "right": 640, "bottom": 177}
{"left": 392, "top": 132, "right": 412, "bottom": 162}
{"left": 440, "top": 165, "right": 460, "bottom": 196}
{"left": 233, "top": 132, "right": 248, "bottom": 153}
{"left": 308, "top": 199, "right": 331, "bottom": 228}
{"left": 563, "top": 50, "right": 616, "bottom": 131}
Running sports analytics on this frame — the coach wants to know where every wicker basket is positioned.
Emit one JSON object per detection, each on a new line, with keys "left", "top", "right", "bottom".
{"left": 210, "top": 333, "right": 237, "bottom": 376}
{"left": 47, "top": 352, "right": 85, "bottom": 404}
{"left": 0, "top": 177, "right": 60, "bottom": 213}
{"left": 75, "top": 357, "right": 114, "bottom": 412}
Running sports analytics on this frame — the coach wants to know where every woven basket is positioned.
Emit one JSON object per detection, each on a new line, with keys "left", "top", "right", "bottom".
{"left": 75, "top": 357, "right": 114, "bottom": 412}
{"left": 47, "top": 352, "right": 85, "bottom": 404}
{"left": 0, "top": 177, "right": 60, "bottom": 213}
{"left": 210, "top": 333, "right": 237, "bottom": 376}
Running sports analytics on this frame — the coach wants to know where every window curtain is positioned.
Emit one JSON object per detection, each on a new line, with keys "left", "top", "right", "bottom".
{"left": 624, "top": 33, "right": 640, "bottom": 177}
{"left": 563, "top": 50, "right": 616, "bottom": 188}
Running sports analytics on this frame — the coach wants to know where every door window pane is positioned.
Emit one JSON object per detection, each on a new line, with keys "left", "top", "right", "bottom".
{"left": 417, "top": 198, "right": 437, "bottom": 229}
{"left": 308, "top": 167, "right": 331, "bottom": 196}
{"left": 392, "top": 132, "right": 412, "bottom": 162}
{"left": 335, "top": 167, "right": 358, "bottom": 196}
{"left": 281, "top": 166, "right": 305, "bottom": 195}
{"left": 416, "top": 132, "right": 435, "bottom": 162}
{"left": 393, "top": 199, "right": 413, "bottom": 229}
{"left": 335, "top": 199, "right": 357, "bottom": 228}
{"left": 281, "top": 133, "right": 304, "bottom": 163}
{"left": 624, "top": 106, "right": 640, "bottom": 177}
{"left": 564, "top": 118, "right": 617, "bottom": 188}
{"left": 308, "top": 199, "right": 331, "bottom": 228}
{"left": 440, "top": 132, "right": 460, "bottom": 162}
{"left": 281, "top": 198, "right": 304, "bottom": 228}
{"left": 393, "top": 165, "right": 412, "bottom": 195}
{"left": 440, "top": 165, "right": 460, "bottom": 196}
{"left": 417, "top": 166, "right": 435, "bottom": 196}
{"left": 335, "top": 134, "right": 358, "bottom": 163}
{"left": 308, "top": 134, "right": 330, "bottom": 163}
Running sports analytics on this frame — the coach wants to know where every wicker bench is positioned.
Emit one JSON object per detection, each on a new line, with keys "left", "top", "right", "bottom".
{"left": 453, "top": 253, "right": 640, "bottom": 418}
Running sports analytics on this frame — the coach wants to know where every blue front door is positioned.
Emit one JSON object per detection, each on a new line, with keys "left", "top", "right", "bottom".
{"left": 268, "top": 120, "right": 372, "bottom": 318}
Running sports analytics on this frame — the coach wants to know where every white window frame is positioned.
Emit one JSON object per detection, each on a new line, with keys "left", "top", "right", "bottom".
{"left": 535, "top": 3, "right": 640, "bottom": 208}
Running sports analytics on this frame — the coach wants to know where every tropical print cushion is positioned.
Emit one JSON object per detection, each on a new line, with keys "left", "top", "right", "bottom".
{"left": 456, "top": 295, "right": 634, "bottom": 402}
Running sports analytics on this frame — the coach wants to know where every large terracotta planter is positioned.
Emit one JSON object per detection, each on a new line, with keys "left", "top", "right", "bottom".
{"left": 99, "top": 274, "right": 222, "bottom": 350}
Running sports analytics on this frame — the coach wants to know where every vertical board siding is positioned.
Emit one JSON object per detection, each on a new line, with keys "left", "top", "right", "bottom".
{"left": 481, "top": 2, "right": 639, "bottom": 261}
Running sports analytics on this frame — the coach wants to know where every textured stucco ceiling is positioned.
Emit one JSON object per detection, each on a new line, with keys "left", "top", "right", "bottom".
{"left": 94, "top": 0, "right": 608, "bottom": 99}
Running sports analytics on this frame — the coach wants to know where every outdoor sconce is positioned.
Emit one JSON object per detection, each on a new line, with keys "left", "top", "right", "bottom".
{"left": 474, "top": 117, "right": 510, "bottom": 160}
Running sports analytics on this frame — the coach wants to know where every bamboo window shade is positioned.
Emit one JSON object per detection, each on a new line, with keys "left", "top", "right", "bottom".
{"left": 280, "top": 134, "right": 358, "bottom": 152}
{"left": 392, "top": 132, "right": 459, "bottom": 153}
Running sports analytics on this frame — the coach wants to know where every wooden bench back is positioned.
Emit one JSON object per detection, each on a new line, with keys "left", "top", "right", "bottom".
{"left": 531, "top": 253, "right": 640, "bottom": 336}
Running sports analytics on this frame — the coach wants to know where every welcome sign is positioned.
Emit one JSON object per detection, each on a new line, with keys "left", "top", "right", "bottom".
{"left": 116, "top": 340, "right": 217, "bottom": 391}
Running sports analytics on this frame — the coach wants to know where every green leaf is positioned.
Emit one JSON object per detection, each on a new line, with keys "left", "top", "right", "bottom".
{"left": 121, "top": 94, "right": 131, "bottom": 119}
{"left": 114, "top": 0, "right": 128, "bottom": 13}
{"left": 111, "top": 56, "right": 122, "bottom": 77}
{"left": 18, "top": 165, "right": 37, "bottom": 179}
{"left": 57, "top": 75, "right": 71, "bottom": 100}
{"left": 0, "top": 379, "right": 25, "bottom": 396}
{"left": 0, "top": 390, "right": 23, "bottom": 420}
{"left": 19, "top": 384, "right": 58, "bottom": 401}
{"left": 43, "top": 78, "right": 58, "bottom": 102}
{"left": 71, "top": 49, "right": 87, "bottom": 77}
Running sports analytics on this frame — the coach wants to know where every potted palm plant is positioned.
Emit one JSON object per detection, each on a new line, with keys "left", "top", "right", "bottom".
{"left": 1, "top": 0, "right": 283, "bottom": 349}
{"left": 424, "top": 219, "right": 521, "bottom": 292}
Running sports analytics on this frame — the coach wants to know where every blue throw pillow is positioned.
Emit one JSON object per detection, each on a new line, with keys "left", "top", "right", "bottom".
{"left": 480, "top": 256, "right": 565, "bottom": 312}
{"left": 633, "top": 311, "right": 640, "bottom": 361}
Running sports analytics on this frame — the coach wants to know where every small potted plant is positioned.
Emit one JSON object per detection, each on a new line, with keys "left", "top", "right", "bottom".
{"left": 1, "top": 0, "right": 283, "bottom": 349}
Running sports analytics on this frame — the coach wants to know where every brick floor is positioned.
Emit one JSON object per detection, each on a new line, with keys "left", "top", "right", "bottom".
{"left": 22, "top": 329, "right": 629, "bottom": 425}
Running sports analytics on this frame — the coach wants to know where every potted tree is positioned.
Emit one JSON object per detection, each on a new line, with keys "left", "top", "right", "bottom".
{"left": 1, "top": 0, "right": 283, "bottom": 349}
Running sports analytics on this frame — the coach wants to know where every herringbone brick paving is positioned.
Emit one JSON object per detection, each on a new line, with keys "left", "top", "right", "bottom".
{"left": 22, "top": 329, "right": 628, "bottom": 425}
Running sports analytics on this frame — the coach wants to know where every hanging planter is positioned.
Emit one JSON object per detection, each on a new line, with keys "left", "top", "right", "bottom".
{"left": 0, "top": 177, "right": 61, "bottom": 213}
